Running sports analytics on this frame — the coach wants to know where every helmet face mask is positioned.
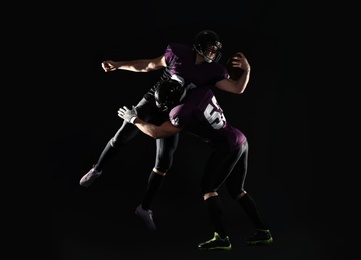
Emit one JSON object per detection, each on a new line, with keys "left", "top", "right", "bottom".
{"left": 193, "top": 30, "right": 222, "bottom": 63}
{"left": 155, "top": 96, "right": 172, "bottom": 112}
{"left": 155, "top": 80, "right": 185, "bottom": 112}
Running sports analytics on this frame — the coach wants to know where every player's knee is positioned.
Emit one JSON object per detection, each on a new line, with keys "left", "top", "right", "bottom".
{"left": 203, "top": 191, "right": 218, "bottom": 200}
{"left": 153, "top": 168, "right": 167, "bottom": 176}
{"left": 110, "top": 138, "right": 122, "bottom": 148}
{"left": 234, "top": 190, "right": 247, "bottom": 201}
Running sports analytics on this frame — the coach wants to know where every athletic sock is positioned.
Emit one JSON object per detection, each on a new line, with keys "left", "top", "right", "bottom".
{"left": 141, "top": 171, "right": 165, "bottom": 210}
{"left": 204, "top": 196, "right": 227, "bottom": 238}
{"left": 238, "top": 193, "right": 267, "bottom": 230}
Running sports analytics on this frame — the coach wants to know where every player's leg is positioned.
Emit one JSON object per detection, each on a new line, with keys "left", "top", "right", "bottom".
{"left": 226, "top": 140, "right": 273, "bottom": 246}
{"left": 79, "top": 98, "right": 155, "bottom": 187}
{"left": 135, "top": 133, "right": 179, "bottom": 231}
{"left": 197, "top": 151, "right": 240, "bottom": 251}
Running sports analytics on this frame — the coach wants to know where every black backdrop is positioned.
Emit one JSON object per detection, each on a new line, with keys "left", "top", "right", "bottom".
{"left": 50, "top": 1, "right": 334, "bottom": 259}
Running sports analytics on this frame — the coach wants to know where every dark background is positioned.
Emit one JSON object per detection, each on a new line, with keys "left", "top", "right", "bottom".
{"left": 50, "top": 1, "right": 337, "bottom": 259}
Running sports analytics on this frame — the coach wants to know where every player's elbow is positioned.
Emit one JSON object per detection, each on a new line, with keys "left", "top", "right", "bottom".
{"left": 153, "top": 130, "right": 173, "bottom": 139}
{"left": 150, "top": 133, "right": 160, "bottom": 139}
{"left": 149, "top": 130, "right": 166, "bottom": 139}
{"left": 146, "top": 131, "right": 160, "bottom": 139}
{"left": 234, "top": 84, "right": 247, "bottom": 94}
{"left": 228, "top": 88, "right": 245, "bottom": 94}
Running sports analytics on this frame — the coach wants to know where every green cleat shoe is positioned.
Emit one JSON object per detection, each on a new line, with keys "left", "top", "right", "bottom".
{"left": 198, "top": 232, "right": 232, "bottom": 251}
{"left": 245, "top": 229, "right": 273, "bottom": 246}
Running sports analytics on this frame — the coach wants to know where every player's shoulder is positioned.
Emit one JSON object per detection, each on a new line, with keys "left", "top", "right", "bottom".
{"left": 170, "top": 103, "right": 190, "bottom": 120}
{"left": 187, "top": 86, "right": 213, "bottom": 101}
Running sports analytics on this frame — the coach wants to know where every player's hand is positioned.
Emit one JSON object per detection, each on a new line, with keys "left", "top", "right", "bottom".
{"left": 118, "top": 106, "right": 138, "bottom": 124}
{"left": 228, "top": 52, "right": 250, "bottom": 72}
{"left": 101, "top": 60, "right": 117, "bottom": 72}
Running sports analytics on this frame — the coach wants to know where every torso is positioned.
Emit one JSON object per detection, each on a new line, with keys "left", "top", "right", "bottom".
{"left": 144, "top": 43, "right": 229, "bottom": 101}
{"left": 169, "top": 87, "right": 246, "bottom": 152}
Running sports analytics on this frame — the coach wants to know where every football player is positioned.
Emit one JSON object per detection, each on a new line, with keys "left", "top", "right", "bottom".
{"left": 118, "top": 79, "right": 273, "bottom": 250}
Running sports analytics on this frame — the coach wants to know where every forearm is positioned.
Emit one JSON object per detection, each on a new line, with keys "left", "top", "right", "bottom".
{"left": 133, "top": 118, "right": 170, "bottom": 139}
{"left": 219, "top": 51, "right": 251, "bottom": 94}
{"left": 234, "top": 68, "right": 251, "bottom": 94}
{"left": 118, "top": 105, "right": 181, "bottom": 138}
{"left": 114, "top": 59, "right": 157, "bottom": 72}
{"left": 215, "top": 68, "right": 251, "bottom": 94}
{"left": 114, "top": 55, "right": 165, "bottom": 72}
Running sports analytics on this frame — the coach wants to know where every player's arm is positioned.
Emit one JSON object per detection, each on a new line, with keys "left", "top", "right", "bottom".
{"left": 133, "top": 119, "right": 182, "bottom": 139}
{"left": 214, "top": 52, "right": 251, "bottom": 94}
{"left": 117, "top": 106, "right": 182, "bottom": 139}
{"left": 101, "top": 55, "right": 166, "bottom": 72}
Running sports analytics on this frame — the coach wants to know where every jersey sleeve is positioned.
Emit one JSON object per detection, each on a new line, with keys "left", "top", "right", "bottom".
{"left": 169, "top": 104, "right": 192, "bottom": 128}
{"left": 164, "top": 44, "right": 175, "bottom": 66}
{"left": 164, "top": 43, "right": 180, "bottom": 65}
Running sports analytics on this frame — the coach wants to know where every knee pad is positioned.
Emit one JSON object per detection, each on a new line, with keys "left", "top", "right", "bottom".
{"left": 110, "top": 138, "right": 122, "bottom": 148}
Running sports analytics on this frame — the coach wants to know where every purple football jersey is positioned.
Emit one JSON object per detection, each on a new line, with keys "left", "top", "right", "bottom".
{"left": 169, "top": 87, "right": 246, "bottom": 152}
{"left": 144, "top": 43, "right": 229, "bottom": 101}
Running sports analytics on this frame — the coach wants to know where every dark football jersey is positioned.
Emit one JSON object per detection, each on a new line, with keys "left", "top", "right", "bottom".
{"left": 169, "top": 87, "right": 246, "bottom": 152}
{"left": 144, "top": 43, "right": 229, "bottom": 100}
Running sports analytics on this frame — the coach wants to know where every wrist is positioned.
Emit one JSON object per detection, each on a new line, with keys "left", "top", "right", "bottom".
{"left": 130, "top": 117, "right": 137, "bottom": 124}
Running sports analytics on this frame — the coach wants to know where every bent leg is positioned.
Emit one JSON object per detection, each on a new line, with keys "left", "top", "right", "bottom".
{"left": 80, "top": 98, "right": 156, "bottom": 187}
{"left": 95, "top": 98, "right": 155, "bottom": 171}
{"left": 140, "top": 134, "right": 179, "bottom": 209}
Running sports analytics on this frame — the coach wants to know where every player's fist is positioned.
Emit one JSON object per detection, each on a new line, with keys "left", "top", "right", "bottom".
{"left": 226, "top": 52, "right": 250, "bottom": 80}
{"left": 101, "top": 60, "right": 117, "bottom": 72}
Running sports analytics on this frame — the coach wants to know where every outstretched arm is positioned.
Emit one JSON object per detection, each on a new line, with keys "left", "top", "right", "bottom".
{"left": 117, "top": 106, "right": 182, "bottom": 139}
{"left": 133, "top": 119, "right": 182, "bottom": 139}
{"left": 101, "top": 55, "right": 167, "bottom": 72}
{"left": 214, "top": 52, "right": 251, "bottom": 94}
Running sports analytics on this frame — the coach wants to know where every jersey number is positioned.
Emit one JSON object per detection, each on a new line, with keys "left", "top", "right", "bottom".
{"left": 203, "top": 96, "right": 226, "bottom": 130}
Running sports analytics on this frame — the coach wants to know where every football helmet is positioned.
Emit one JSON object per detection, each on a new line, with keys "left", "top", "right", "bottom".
{"left": 193, "top": 30, "right": 222, "bottom": 63}
{"left": 155, "top": 79, "right": 186, "bottom": 111}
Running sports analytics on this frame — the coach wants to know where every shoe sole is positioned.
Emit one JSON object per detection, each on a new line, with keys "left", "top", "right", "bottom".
{"left": 246, "top": 238, "right": 273, "bottom": 246}
{"left": 198, "top": 246, "right": 232, "bottom": 251}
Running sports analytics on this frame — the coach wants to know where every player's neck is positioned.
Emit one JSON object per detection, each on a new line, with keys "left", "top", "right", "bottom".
{"left": 195, "top": 53, "right": 206, "bottom": 65}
